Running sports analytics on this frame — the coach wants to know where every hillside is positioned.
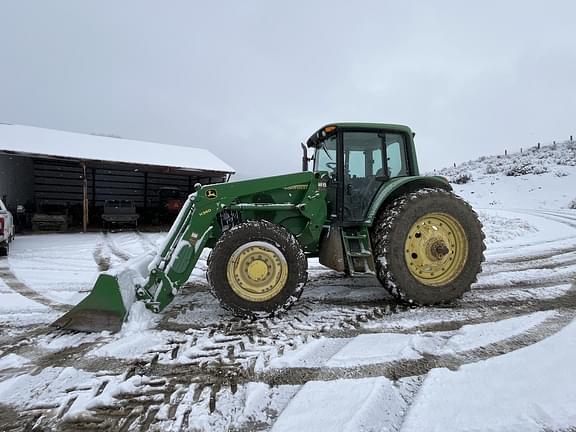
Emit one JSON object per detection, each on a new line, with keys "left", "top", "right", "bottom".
{"left": 432, "top": 139, "right": 576, "bottom": 209}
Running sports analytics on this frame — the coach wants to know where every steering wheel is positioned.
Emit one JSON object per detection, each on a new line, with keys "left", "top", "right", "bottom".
{"left": 325, "top": 162, "right": 337, "bottom": 175}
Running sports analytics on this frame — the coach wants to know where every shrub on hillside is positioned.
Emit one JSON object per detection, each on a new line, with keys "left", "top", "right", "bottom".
{"left": 531, "top": 164, "right": 550, "bottom": 175}
{"left": 506, "top": 163, "right": 549, "bottom": 177}
{"left": 570, "top": 199, "right": 576, "bottom": 210}
{"left": 453, "top": 173, "right": 472, "bottom": 184}
{"left": 485, "top": 164, "right": 499, "bottom": 175}
{"left": 554, "top": 169, "right": 569, "bottom": 177}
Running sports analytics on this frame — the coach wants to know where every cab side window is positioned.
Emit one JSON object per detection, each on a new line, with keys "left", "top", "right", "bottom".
{"left": 386, "top": 134, "right": 408, "bottom": 177}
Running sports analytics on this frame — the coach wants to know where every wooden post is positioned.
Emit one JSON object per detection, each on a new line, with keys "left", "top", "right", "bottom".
{"left": 143, "top": 172, "right": 148, "bottom": 210}
{"left": 82, "top": 161, "right": 88, "bottom": 232}
{"left": 91, "top": 168, "right": 96, "bottom": 209}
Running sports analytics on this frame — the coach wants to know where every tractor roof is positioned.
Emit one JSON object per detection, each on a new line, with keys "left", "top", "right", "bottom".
{"left": 306, "top": 122, "right": 413, "bottom": 147}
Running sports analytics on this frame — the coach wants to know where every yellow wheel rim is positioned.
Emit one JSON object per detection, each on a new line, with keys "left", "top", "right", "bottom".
{"left": 226, "top": 241, "right": 288, "bottom": 302}
{"left": 404, "top": 212, "right": 469, "bottom": 286}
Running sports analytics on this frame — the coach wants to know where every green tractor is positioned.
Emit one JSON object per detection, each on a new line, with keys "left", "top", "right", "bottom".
{"left": 53, "top": 123, "right": 485, "bottom": 332}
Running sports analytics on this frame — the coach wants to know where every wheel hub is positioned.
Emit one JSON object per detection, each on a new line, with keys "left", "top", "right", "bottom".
{"left": 429, "top": 240, "right": 450, "bottom": 260}
{"left": 247, "top": 259, "right": 269, "bottom": 281}
{"left": 404, "top": 212, "right": 469, "bottom": 286}
{"left": 226, "top": 242, "right": 288, "bottom": 302}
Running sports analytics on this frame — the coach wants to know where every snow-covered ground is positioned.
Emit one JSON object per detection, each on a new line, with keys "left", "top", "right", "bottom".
{"left": 1, "top": 142, "right": 576, "bottom": 431}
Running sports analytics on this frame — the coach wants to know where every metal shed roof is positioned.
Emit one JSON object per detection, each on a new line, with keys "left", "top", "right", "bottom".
{"left": 0, "top": 123, "right": 235, "bottom": 174}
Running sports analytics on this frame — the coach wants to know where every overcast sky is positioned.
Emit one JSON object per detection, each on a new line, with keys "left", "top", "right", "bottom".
{"left": 1, "top": 1, "right": 575, "bottom": 178}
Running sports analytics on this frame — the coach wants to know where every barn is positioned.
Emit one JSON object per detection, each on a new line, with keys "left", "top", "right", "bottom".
{"left": 0, "top": 123, "right": 235, "bottom": 231}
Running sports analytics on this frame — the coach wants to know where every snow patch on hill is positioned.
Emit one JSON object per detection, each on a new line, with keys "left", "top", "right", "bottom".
{"left": 431, "top": 140, "right": 576, "bottom": 209}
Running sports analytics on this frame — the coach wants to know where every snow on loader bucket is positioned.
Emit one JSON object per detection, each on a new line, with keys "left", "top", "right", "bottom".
{"left": 51, "top": 253, "right": 156, "bottom": 332}
{"left": 51, "top": 274, "right": 130, "bottom": 333}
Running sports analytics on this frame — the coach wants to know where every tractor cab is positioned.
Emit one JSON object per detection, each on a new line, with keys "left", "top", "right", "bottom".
{"left": 306, "top": 123, "right": 418, "bottom": 225}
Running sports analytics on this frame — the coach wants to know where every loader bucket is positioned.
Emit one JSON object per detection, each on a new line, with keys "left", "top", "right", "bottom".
{"left": 51, "top": 274, "right": 128, "bottom": 333}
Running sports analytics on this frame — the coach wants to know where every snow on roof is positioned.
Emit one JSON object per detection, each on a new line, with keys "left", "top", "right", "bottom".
{"left": 0, "top": 123, "right": 235, "bottom": 174}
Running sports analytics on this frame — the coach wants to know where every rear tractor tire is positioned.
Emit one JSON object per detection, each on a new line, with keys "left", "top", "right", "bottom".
{"left": 0, "top": 242, "right": 8, "bottom": 257}
{"left": 207, "top": 220, "right": 308, "bottom": 318}
{"left": 372, "top": 188, "right": 485, "bottom": 305}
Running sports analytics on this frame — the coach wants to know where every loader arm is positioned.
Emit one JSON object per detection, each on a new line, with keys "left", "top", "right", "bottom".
{"left": 139, "top": 171, "right": 328, "bottom": 312}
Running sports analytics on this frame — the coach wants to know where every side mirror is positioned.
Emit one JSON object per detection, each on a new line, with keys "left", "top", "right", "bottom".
{"left": 301, "top": 143, "right": 309, "bottom": 171}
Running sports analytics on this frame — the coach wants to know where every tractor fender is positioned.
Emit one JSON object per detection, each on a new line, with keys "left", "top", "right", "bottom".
{"left": 365, "top": 176, "right": 452, "bottom": 224}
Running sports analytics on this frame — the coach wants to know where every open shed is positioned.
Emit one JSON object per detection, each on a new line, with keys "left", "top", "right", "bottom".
{"left": 0, "top": 123, "right": 235, "bottom": 230}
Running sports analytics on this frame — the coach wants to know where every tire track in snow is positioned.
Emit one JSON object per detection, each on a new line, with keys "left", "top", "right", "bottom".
{"left": 482, "top": 249, "right": 576, "bottom": 275}
{"left": 516, "top": 209, "right": 576, "bottom": 230}
{"left": 259, "top": 312, "right": 574, "bottom": 384}
{"left": 102, "top": 232, "right": 133, "bottom": 262}
{"left": 135, "top": 230, "right": 160, "bottom": 251}
{"left": 474, "top": 268, "right": 576, "bottom": 290}
{"left": 527, "top": 209, "right": 576, "bottom": 225}
{"left": 0, "top": 258, "right": 68, "bottom": 312}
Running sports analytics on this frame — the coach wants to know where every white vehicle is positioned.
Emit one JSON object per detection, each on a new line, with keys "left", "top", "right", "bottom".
{"left": 0, "top": 199, "right": 14, "bottom": 256}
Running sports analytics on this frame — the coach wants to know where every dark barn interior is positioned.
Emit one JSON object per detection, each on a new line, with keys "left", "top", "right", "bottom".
{"left": 0, "top": 153, "right": 231, "bottom": 231}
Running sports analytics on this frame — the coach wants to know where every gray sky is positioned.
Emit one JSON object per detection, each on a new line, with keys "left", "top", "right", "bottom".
{"left": 1, "top": 1, "right": 575, "bottom": 178}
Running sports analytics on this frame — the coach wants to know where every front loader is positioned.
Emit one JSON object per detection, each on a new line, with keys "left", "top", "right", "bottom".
{"left": 53, "top": 123, "right": 485, "bottom": 332}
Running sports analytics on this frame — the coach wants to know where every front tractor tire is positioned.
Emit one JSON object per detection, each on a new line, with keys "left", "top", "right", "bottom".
{"left": 207, "top": 220, "right": 308, "bottom": 318}
{"left": 372, "top": 188, "right": 485, "bottom": 305}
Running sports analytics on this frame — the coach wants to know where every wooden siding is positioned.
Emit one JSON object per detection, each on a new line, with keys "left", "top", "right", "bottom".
{"left": 32, "top": 158, "right": 225, "bottom": 208}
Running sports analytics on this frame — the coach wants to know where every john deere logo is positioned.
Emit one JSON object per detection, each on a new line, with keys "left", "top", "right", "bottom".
{"left": 205, "top": 189, "right": 218, "bottom": 199}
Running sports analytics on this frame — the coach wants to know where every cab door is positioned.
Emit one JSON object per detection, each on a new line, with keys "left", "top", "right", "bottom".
{"left": 340, "top": 131, "right": 385, "bottom": 223}
{"left": 341, "top": 130, "right": 409, "bottom": 224}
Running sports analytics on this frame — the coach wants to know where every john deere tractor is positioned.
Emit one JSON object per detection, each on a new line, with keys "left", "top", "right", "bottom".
{"left": 54, "top": 123, "right": 485, "bottom": 332}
